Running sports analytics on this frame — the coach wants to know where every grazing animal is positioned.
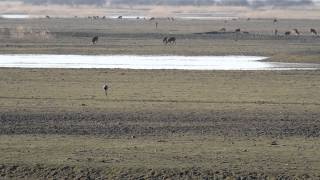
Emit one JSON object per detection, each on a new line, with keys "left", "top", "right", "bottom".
{"left": 293, "top": 29, "right": 300, "bottom": 35}
{"left": 103, "top": 84, "right": 109, "bottom": 96}
{"left": 219, "top": 28, "right": 226, "bottom": 32}
{"left": 163, "top": 37, "right": 168, "bottom": 44}
{"left": 166, "top": 37, "right": 176, "bottom": 45}
{"left": 92, "top": 36, "right": 99, "bottom": 44}
{"left": 285, "top": 31, "right": 291, "bottom": 36}
{"left": 163, "top": 37, "right": 176, "bottom": 45}
{"left": 273, "top": 18, "right": 278, "bottom": 24}
{"left": 311, "top": 28, "right": 318, "bottom": 35}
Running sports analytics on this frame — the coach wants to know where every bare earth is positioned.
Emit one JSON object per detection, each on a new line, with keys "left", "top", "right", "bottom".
{"left": 0, "top": 18, "right": 320, "bottom": 179}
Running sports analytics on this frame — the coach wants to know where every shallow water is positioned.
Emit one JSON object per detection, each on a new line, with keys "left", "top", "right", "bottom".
{"left": 0, "top": 55, "right": 319, "bottom": 70}
{"left": 0, "top": 14, "right": 30, "bottom": 19}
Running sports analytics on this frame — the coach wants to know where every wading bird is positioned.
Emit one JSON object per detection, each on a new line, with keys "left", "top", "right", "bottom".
{"left": 103, "top": 83, "right": 109, "bottom": 96}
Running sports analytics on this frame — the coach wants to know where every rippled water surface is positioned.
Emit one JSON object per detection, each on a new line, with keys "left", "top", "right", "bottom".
{"left": 0, "top": 55, "right": 319, "bottom": 70}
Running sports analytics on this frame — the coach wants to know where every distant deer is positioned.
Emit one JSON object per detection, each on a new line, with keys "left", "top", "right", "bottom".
{"left": 92, "top": 36, "right": 99, "bottom": 44}
{"left": 311, "top": 28, "right": 318, "bottom": 35}
{"left": 103, "top": 83, "right": 109, "bottom": 96}
{"left": 163, "top": 37, "right": 176, "bottom": 45}
{"left": 219, "top": 28, "right": 226, "bottom": 32}
{"left": 273, "top": 18, "right": 278, "bottom": 24}
{"left": 163, "top": 37, "right": 168, "bottom": 44}
{"left": 293, "top": 29, "right": 300, "bottom": 35}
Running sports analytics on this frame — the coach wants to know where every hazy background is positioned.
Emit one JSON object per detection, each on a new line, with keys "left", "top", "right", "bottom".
{"left": 0, "top": 0, "right": 319, "bottom": 19}
{"left": 17, "top": 0, "right": 320, "bottom": 7}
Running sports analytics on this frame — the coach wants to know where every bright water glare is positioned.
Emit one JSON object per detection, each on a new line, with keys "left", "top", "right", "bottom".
{"left": 0, "top": 55, "right": 319, "bottom": 70}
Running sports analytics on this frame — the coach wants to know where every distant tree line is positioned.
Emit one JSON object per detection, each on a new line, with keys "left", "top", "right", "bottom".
{"left": 21, "top": 0, "right": 314, "bottom": 7}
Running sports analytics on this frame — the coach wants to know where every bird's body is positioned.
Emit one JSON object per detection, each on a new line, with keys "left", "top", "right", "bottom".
{"left": 103, "top": 84, "right": 109, "bottom": 96}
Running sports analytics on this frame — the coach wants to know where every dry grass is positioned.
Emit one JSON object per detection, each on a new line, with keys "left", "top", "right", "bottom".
{"left": 1, "top": 135, "right": 320, "bottom": 178}
{"left": 0, "top": 16, "right": 320, "bottom": 178}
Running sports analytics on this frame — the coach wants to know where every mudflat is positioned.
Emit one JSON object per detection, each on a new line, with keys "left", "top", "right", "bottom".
{"left": 0, "top": 18, "right": 320, "bottom": 179}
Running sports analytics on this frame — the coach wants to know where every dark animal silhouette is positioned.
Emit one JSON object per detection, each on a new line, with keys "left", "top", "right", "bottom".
{"left": 103, "top": 84, "right": 109, "bottom": 96}
{"left": 293, "top": 29, "right": 300, "bottom": 35}
{"left": 285, "top": 31, "right": 291, "bottom": 36}
{"left": 311, "top": 28, "right": 318, "bottom": 35}
{"left": 92, "top": 36, "right": 99, "bottom": 44}
{"left": 235, "top": 28, "right": 241, "bottom": 33}
{"left": 118, "top": 16, "right": 122, "bottom": 19}
{"left": 150, "top": 17, "right": 155, "bottom": 21}
{"left": 163, "top": 37, "right": 168, "bottom": 44}
{"left": 273, "top": 18, "right": 278, "bottom": 24}
{"left": 166, "top": 37, "right": 176, "bottom": 45}
{"left": 46, "top": 15, "right": 50, "bottom": 19}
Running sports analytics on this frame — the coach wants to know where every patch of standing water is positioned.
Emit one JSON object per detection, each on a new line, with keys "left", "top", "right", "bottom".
{"left": 0, "top": 55, "right": 319, "bottom": 70}
{"left": 0, "top": 14, "right": 30, "bottom": 19}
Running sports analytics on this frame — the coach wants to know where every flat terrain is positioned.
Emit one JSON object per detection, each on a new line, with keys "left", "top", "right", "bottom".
{"left": 1, "top": 68, "right": 320, "bottom": 179}
{"left": 0, "top": 18, "right": 320, "bottom": 179}
{"left": 0, "top": 18, "right": 320, "bottom": 63}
